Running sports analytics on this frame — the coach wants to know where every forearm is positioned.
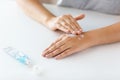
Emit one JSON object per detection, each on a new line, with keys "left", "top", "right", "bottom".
{"left": 17, "top": 0, "right": 55, "bottom": 26}
{"left": 88, "top": 22, "right": 120, "bottom": 46}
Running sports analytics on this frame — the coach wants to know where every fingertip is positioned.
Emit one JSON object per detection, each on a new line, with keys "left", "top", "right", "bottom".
{"left": 77, "top": 31, "right": 81, "bottom": 35}
{"left": 66, "top": 30, "right": 70, "bottom": 33}
{"left": 79, "top": 14, "right": 85, "bottom": 19}
{"left": 75, "top": 14, "right": 85, "bottom": 20}
{"left": 45, "top": 54, "right": 51, "bottom": 58}
{"left": 42, "top": 53, "right": 46, "bottom": 57}
{"left": 81, "top": 14, "right": 85, "bottom": 17}
{"left": 72, "top": 31, "right": 76, "bottom": 35}
{"left": 42, "top": 51, "right": 48, "bottom": 57}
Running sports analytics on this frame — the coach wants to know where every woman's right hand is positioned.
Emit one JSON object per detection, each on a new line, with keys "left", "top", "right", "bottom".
{"left": 46, "top": 14, "right": 85, "bottom": 35}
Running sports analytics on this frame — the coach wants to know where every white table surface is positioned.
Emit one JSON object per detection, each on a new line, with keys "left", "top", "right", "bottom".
{"left": 0, "top": 1, "right": 120, "bottom": 80}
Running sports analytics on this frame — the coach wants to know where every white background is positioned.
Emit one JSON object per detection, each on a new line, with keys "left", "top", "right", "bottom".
{"left": 0, "top": 1, "right": 120, "bottom": 80}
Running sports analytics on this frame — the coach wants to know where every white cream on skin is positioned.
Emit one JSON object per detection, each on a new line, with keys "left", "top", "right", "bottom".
{"left": 68, "top": 34, "right": 84, "bottom": 40}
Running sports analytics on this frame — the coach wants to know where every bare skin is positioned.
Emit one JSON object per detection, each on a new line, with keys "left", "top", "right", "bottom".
{"left": 17, "top": 0, "right": 120, "bottom": 59}
{"left": 17, "top": 0, "right": 85, "bottom": 35}
{"left": 42, "top": 22, "right": 120, "bottom": 59}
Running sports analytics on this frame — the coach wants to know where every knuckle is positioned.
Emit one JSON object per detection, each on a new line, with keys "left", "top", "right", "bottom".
{"left": 55, "top": 48, "right": 61, "bottom": 53}
{"left": 58, "top": 47, "right": 62, "bottom": 51}
{"left": 49, "top": 47, "right": 55, "bottom": 51}
{"left": 53, "top": 45, "right": 57, "bottom": 49}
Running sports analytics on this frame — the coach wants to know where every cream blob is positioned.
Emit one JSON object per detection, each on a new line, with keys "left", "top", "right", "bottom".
{"left": 32, "top": 65, "right": 44, "bottom": 76}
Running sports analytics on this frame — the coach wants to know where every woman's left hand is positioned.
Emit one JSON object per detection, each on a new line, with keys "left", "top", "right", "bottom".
{"left": 42, "top": 33, "right": 94, "bottom": 59}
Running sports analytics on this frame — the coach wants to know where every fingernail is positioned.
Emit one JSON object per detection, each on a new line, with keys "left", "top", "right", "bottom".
{"left": 45, "top": 55, "right": 51, "bottom": 58}
{"left": 42, "top": 52, "right": 46, "bottom": 56}
{"left": 72, "top": 31, "right": 76, "bottom": 34}
{"left": 77, "top": 31, "right": 81, "bottom": 34}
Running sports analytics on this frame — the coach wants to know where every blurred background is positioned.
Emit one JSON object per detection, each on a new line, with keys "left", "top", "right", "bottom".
{"left": 41, "top": 0, "right": 57, "bottom": 4}
{"left": 0, "top": 0, "right": 57, "bottom": 4}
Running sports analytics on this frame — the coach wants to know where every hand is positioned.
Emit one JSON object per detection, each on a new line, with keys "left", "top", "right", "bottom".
{"left": 42, "top": 33, "right": 94, "bottom": 60}
{"left": 46, "top": 14, "right": 85, "bottom": 35}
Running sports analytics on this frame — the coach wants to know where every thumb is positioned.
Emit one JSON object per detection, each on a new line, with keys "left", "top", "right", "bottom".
{"left": 75, "top": 14, "right": 85, "bottom": 21}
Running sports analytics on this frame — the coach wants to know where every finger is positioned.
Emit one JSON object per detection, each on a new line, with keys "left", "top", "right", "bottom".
{"left": 44, "top": 42, "right": 65, "bottom": 58}
{"left": 45, "top": 44, "right": 70, "bottom": 58}
{"left": 67, "top": 15, "right": 79, "bottom": 34}
{"left": 56, "top": 23, "right": 70, "bottom": 33}
{"left": 44, "top": 34, "right": 70, "bottom": 56}
{"left": 68, "top": 15, "right": 82, "bottom": 35}
{"left": 70, "top": 15, "right": 83, "bottom": 34}
{"left": 60, "top": 18, "right": 74, "bottom": 34}
{"left": 55, "top": 48, "right": 73, "bottom": 60}
{"left": 42, "top": 34, "right": 67, "bottom": 57}
{"left": 42, "top": 34, "right": 69, "bottom": 57}
{"left": 58, "top": 15, "right": 77, "bottom": 34}
{"left": 69, "top": 15, "right": 82, "bottom": 30}
{"left": 75, "top": 14, "right": 85, "bottom": 21}
{"left": 62, "top": 16, "right": 77, "bottom": 34}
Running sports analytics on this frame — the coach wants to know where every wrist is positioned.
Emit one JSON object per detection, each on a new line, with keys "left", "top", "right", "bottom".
{"left": 83, "top": 31, "right": 100, "bottom": 47}
{"left": 44, "top": 15, "right": 56, "bottom": 26}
